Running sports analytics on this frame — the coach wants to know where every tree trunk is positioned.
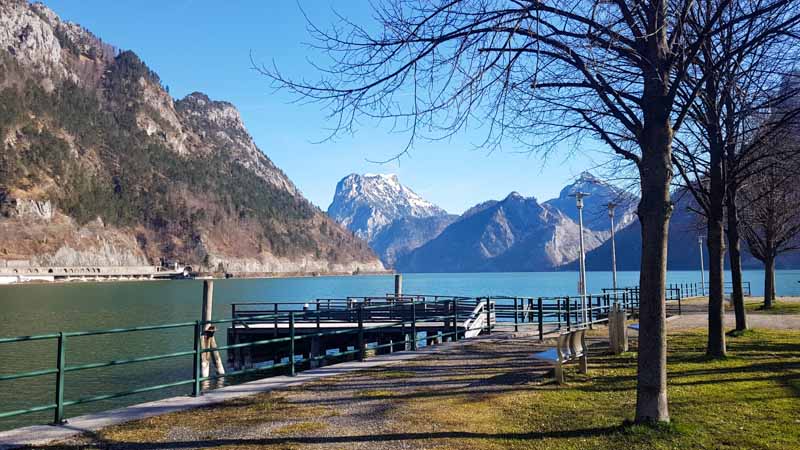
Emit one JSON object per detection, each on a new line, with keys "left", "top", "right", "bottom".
{"left": 725, "top": 190, "right": 747, "bottom": 330}
{"left": 635, "top": 2, "right": 671, "bottom": 424}
{"left": 764, "top": 254, "right": 775, "bottom": 309}
{"left": 635, "top": 115, "right": 672, "bottom": 424}
{"left": 706, "top": 143, "right": 726, "bottom": 357}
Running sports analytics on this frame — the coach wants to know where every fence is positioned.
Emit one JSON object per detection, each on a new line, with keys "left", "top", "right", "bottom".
{"left": 0, "top": 296, "right": 464, "bottom": 426}
{"left": 667, "top": 281, "right": 752, "bottom": 298}
{"left": 0, "top": 288, "right": 665, "bottom": 429}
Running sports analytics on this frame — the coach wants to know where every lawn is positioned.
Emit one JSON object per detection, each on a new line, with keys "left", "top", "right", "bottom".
{"left": 744, "top": 298, "right": 800, "bottom": 315}
{"left": 41, "top": 329, "right": 800, "bottom": 450}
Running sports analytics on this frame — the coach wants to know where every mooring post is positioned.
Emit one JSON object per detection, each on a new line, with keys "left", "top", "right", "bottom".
{"left": 192, "top": 320, "right": 202, "bottom": 397}
{"left": 289, "top": 312, "right": 296, "bottom": 376}
{"left": 200, "top": 280, "right": 224, "bottom": 377}
{"left": 357, "top": 305, "right": 365, "bottom": 361}
{"left": 53, "top": 332, "right": 66, "bottom": 425}
{"left": 394, "top": 273, "right": 403, "bottom": 299}
{"left": 513, "top": 297, "right": 519, "bottom": 332}
{"left": 411, "top": 300, "right": 417, "bottom": 351}
{"left": 537, "top": 298, "right": 544, "bottom": 340}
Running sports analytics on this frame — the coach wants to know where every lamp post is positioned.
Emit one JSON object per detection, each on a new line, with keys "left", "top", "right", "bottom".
{"left": 606, "top": 202, "right": 618, "bottom": 292}
{"left": 570, "top": 192, "right": 590, "bottom": 326}
{"left": 699, "top": 236, "right": 705, "bottom": 296}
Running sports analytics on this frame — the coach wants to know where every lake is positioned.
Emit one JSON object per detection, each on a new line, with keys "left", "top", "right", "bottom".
{"left": 0, "top": 270, "right": 796, "bottom": 430}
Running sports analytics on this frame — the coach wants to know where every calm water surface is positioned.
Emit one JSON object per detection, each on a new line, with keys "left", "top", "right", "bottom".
{"left": 0, "top": 270, "right": 796, "bottom": 430}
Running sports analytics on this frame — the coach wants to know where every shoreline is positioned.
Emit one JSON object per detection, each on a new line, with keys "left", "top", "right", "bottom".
{"left": 0, "top": 269, "right": 393, "bottom": 287}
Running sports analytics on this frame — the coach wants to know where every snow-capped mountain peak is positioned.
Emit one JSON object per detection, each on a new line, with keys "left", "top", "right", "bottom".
{"left": 328, "top": 174, "right": 448, "bottom": 241}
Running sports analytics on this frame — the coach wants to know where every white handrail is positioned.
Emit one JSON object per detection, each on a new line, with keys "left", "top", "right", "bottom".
{"left": 462, "top": 300, "right": 495, "bottom": 338}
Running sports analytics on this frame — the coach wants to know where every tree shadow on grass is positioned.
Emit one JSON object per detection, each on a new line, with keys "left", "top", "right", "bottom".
{"left": 35, "top": 425, "right": 626, "bottom": 450}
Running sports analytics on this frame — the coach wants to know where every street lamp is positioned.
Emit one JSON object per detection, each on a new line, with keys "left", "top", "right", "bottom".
{"left": 606, "top": 202, "right": 618, "bottom": 293}
{"left": 570, "top": 192, "right": 590, "bottom": 326}
{"left": 698, "top": 236, "right": 705, "bottom": 296}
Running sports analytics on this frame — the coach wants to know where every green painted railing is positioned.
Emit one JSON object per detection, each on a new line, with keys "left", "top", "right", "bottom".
{"left": 0, "top": 298, "right": 464, "bottom": 426}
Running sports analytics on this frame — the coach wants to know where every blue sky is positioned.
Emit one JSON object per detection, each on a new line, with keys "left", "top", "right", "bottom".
{"left": 41, "top": 0, "right": 607, "bottom": 214}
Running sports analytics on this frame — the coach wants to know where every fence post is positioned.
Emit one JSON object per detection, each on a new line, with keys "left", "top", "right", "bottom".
{"left": 513, "top": 297, "right": 519, "bottom": 332}
{"left": 316, "top": 300, "right": 321, "bottom": 329}
{"left": 566, "top": 297, "right": 572, "bottom": 331}
{"left": 288, "top": 312, "right": 297, "bottom": 376}
{"left": 273, "top": 303, "right": 279, "bottom": 337}
{"left": 192, "top": 321, "right": 202, "bottom": 397}
{"left": 452, "top": 299, "right": 459, "bottom": 341}
{"left": 357, "top": 305, "right": 365, "bottom": 361}
{"left": 485, "top": 298, "right": 492, "bottom": 335}
{"left": 537, "top": 298, "right": 544, "bottom": 340}
{"left": 411, "top": 300, "right": 418, "bottom": 350}
{"left": 53, "top": 332, "right": 66, "bottom": 425}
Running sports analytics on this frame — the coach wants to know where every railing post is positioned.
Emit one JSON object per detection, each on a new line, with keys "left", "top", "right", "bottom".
{"left": 485, "top": 298, "right": 492, "bottom": 335}
{"left": 411, "top": 300, "right": 418, "bottom": 351}
{"left": 289, "top": 312, "right": 297, "bottom": 375}
{"left": 357, "top": 305, "right": 365, "bottom": 361}
{"left": 53, "top": 332, "right": 66, "bottom": 425}
{"left": 566, "top": 297, "right": 572, "bottom": 331}
{"left": 316, "top": 300, "right": 321, "bottom": 330}
{"left": 273, "top": 304, "right": 279, "bottom": 337}
{"left": 513, "top": 297, "right": 519, "bottom": 332}
{"left": 537, "top": 298, "right": 544, "bottom": 340}
{"left": 192, "top": 321, "right": 202, "bottom": 397}
{"left": 452, "top": 299, "right": 459, "bottom": 341}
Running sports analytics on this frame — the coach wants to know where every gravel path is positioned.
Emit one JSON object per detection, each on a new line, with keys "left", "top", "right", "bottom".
{"left": 51, "top": 334, "right": 572, "bottom": 450}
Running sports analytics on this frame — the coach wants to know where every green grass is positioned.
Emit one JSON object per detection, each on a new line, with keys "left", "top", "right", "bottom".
{"left": 40, "top": 330, "right": 800, "bottom": 450}
{"left": 399, "top": 329, "right": 800, "bottom": 450}
{"left": 744, "top": 299, "right": 800, "bottom": 315}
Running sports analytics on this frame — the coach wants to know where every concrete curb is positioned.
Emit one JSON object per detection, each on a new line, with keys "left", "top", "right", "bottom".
{"left": 0, "top": 334, "right": 499, "bottom": 449}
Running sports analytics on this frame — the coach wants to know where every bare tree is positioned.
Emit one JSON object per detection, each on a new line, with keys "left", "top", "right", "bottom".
{"left": 265, "top": 0, "right": 800, "bottom": 424}
{"left": 740, "top": 136, "right": 800, "bottom": 308}
{"left": 672, "top": 0, "right": 800, "bottom": 350}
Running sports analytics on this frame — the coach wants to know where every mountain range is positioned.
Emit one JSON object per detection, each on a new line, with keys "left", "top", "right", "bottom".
{"left": 328, "top": 172, "right": 637, "bottom": 271}
{"left": 329, "top": 172, "right": 800, "bottom": 272}
{"left": 0, "top": 1, "right": 383, "bottom": 274}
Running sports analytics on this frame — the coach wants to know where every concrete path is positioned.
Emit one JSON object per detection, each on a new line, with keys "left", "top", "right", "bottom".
{"left": 668, "top": 313, "right": 800, "bottom": 330}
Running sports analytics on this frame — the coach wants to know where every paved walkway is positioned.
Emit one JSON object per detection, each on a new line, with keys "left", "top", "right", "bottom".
{"left": 669, "top": 312, "right": 800, "bottom": 330}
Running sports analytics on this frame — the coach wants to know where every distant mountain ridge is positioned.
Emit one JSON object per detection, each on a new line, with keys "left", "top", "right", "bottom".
{"left": 543, "top": 172, "right": 637, "bottom": 233}
{"left": 395, "top": 192, "right": 606, "bottom": 272}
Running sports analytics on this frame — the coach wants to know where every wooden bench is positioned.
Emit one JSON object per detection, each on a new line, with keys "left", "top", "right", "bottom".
{"left": 531, "top": 329, "right": 588, "bottom": 384}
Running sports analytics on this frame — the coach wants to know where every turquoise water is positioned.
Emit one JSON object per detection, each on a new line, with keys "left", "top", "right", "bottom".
{"left": 0, "top": 270, "right": 795, "bottom": 430}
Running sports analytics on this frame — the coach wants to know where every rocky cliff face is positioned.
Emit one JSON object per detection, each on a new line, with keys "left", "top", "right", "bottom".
{"left": 0, "top": 1, "right": 383, "bottom": 274}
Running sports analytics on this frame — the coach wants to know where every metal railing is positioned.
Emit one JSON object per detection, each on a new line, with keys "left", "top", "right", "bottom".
{"left": 0, "top": 287, "right": 678, "bottom": 429}
{"left": 0, "top": 297, "right": 464, "bottom": 426}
